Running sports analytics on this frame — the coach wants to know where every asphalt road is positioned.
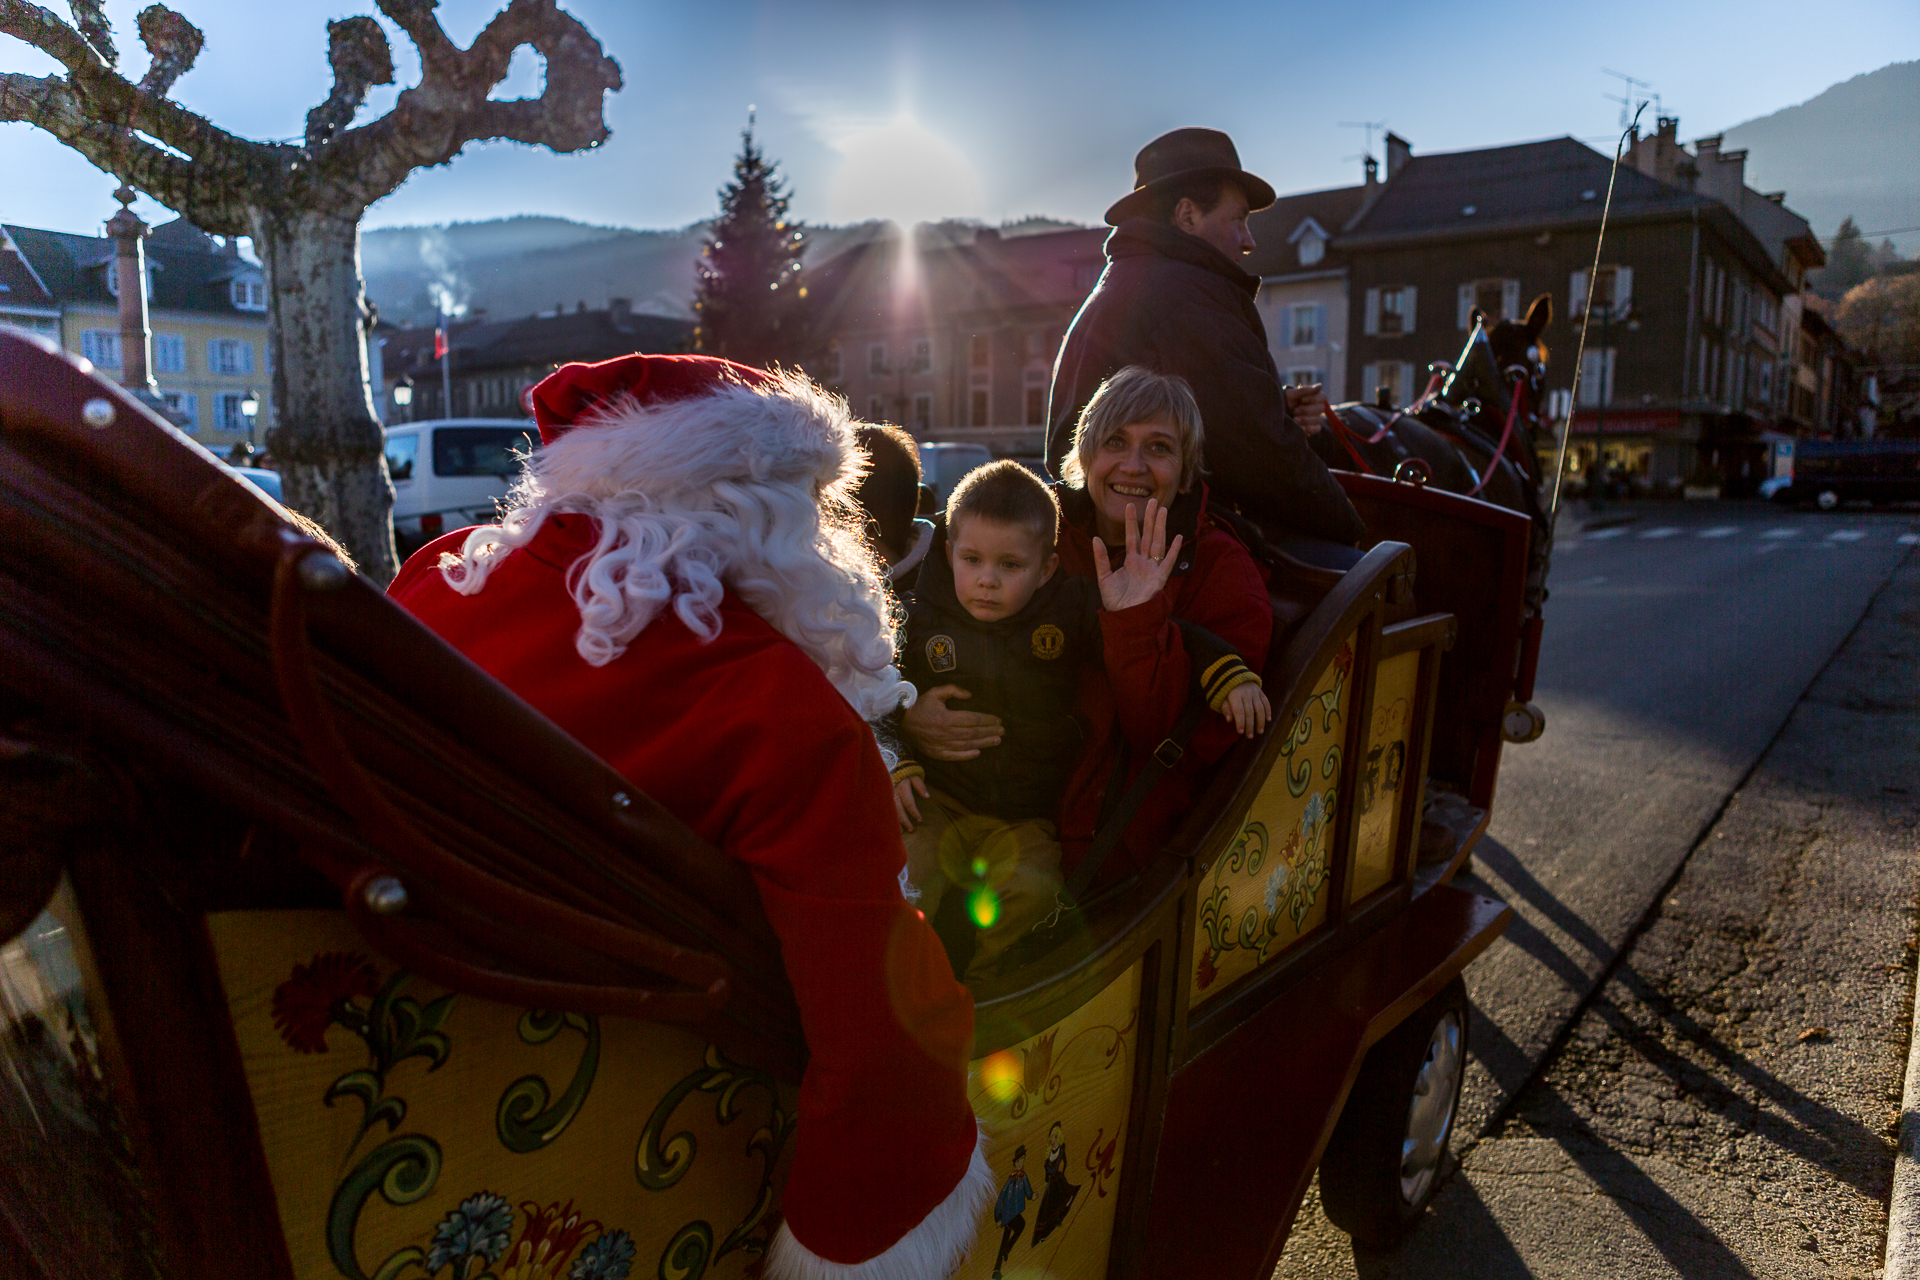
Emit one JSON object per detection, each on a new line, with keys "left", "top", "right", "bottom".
{"left": 1277, "top": 500, "right": 1920, "bottom": 1277}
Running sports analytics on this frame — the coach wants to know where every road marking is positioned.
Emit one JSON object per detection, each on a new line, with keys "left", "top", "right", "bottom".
{"left": 1698, "top": 526, "right": 1740, "bottom": 538}
{"left": 1901, "top": 533, "right": 1920, "bottom": 545}
{"left": 1639, "top": 526, "right": 1682, "bottom": 539}
{"left": 1585, "top": 527, "right": 1628, "bottom": 540}
{"left": 1827, "top": 529, "right": 1867, "bottom": 543}
{"left": 1760, "top": 528, "right": 1800, "bottom": 540}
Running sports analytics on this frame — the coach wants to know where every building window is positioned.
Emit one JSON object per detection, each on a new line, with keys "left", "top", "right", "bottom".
{"left": 158, "top": 390, "right": 197, "bottom": 432}
{"left": 1364, "top": 286, "right": 1417, "bottom": 336}
{"left": 868, "top": 343, "right": 887, "bottom": 376}
{"left": 911, "top": 338, "right": 932, "bottom": 374}
{"left": 215, "top": 391, "right": 250, "bottom": 432}
{"left": 1459, "top": 278, "right": 1522, "bottom": 328}
{"left": 823, "top": 343, "right": 842, "bottom": 380}
{"left": 153, "top": 332, "right": 186, "bottom": 373}
{"left": 230, "top": 278, "right": 266, "bottom": 311}
{"left": 970, "top": 388, "right": 989, "bottom": 427}
{"left": 1362, "top": 361, "right": 1413, "bottom": 408}
{"left": 868, "top": 396, "right": 886, "bottom": 422}
{"left": 81, "top": 329, "right": 121, "bottom": 368}
{"left": 208, "top": 338, "right": 254, "bottom": 375}
{"left": 1571, "top": 267, "right": 1633, "bottom": 320}
{"left": 1025, "top": 387, "right": 1045, "bottom": 426}
{"left": 1757, "top": 360, "right": 1774, "bottom": 404}
{"left": 1026, "top": 330, "right": 1048, "bottom": 360}
{"left": 1287, "top": 367, "right": 1324, "bottom": 388}
{"left": 1289, "top": 304, "right": 1323, "bottom": 348}
{"left": 912, "top": 393, "right": 932, "bottom": 432}
{"left": 970, "top": 333, "right": 990, "bottom": 368}
{"left": 1577, "top": 348, "right": 1617, "bottom": 407}
{"left": 1296, "top": 232, "right": 1325, "bottom": 267}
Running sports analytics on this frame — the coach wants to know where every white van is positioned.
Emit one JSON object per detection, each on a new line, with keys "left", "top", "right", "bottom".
{"left": 916, "top": 442, "right": 994, "bottom": 508}
{"left": 383, "top": 418, "right": 538, "bottom": 552}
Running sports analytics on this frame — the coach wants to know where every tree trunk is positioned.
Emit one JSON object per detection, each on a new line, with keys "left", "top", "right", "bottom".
{"left": 251, "top": 206, "right": 398, "bottom": 583}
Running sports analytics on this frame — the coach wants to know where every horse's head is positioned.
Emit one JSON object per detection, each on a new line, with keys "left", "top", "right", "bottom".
{"left": 1484, "top": 293, "right": 1553, "bottom": 407}
{"left": 1438, "top": 293, "right": 1553, "bottom": 454}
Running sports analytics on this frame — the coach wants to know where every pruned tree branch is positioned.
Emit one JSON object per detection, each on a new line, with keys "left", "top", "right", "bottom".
{"left": 304, "top": 16, "right": 393, "bottom": 151}
{"left": 0, "top": 0, "right": 250, "bottom": 170}
{"left": 0, "top": 71, "right": 210, "bottom": 215}
{"left": 66, "top": 0, "right": 110, "bottom": 66}
{"left": 134, "top": 4, "right": 201, "bottom": 97}
{"left": 335, "top": 0, "right": 621, "bottom": 199}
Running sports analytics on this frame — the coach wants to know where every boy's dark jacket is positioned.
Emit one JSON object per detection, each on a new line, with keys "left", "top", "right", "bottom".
{"left": 898, "top": 535, "right": 1100, "bottom": 821}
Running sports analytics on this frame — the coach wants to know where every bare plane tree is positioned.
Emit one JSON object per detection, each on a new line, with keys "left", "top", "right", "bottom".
{"left": 0, "top": 0, "right": 622, "bottom": 580}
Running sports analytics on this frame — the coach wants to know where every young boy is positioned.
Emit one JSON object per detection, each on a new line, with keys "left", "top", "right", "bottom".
{"left": 892, "top": 460, "right": 1269, "bottom": 977}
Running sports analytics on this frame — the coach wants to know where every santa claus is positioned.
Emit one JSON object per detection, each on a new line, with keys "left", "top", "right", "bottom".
{"left": 390, "top": 353, "right": 990, "bottom": 1278}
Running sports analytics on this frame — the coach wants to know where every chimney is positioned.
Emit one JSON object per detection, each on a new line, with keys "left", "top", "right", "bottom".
{"left": 223, "top": 236, "right": 241, "bottom": 258}
{"left": 1363, "top": 154, "right": 1379, "bottom": 187}
{"left": 609, "top": 296, "right": 632, "bottom": 326}
{"left": 1384, "top": 132, "right": 1412, "bottom": 180}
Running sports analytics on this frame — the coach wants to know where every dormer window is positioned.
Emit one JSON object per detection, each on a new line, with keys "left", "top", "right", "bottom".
{"left": 1287, "top": 217, "right": 1329, "bottom": 268}
{"left": 230, "top": 277, "right": 266, "bottom": 311}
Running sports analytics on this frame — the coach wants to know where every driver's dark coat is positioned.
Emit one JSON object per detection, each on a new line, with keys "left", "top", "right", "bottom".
{"left": 1045, "top": 218, "right": 1367, "bottom": 546}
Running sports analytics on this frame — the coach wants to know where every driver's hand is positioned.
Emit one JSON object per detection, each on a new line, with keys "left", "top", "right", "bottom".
{"left": 902, "top": 685, "right": 1003, "bottom": 762}
{"left": 1286, "top": 383, "right": 1329, "bottom": 436}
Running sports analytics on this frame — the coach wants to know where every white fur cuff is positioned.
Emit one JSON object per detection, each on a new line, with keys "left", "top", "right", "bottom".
{"left": 765, "top": 1128, "right": 993, "bottom": 1280}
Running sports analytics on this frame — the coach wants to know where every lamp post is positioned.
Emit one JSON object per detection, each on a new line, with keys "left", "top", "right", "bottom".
{"left": 392, "top": 374, "right": 415, "bottom": 423}
{"left": 240, "top": 387, "right": 260, "bottom": 449}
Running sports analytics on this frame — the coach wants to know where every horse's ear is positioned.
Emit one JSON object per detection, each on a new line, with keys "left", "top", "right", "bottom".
{"left": 1524, "top": 293, "right": 1553, "bottom": 336}
{"left": 1470, "top": 306, "right": 1488, "bottom": 330}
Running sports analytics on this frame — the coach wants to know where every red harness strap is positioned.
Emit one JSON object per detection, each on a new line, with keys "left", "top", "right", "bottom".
{"left": 1322, "top": 405, "right": 1379, "bottom": 475}
{"left": 1467, "top": 378, "right": 1528, "bottom": 497}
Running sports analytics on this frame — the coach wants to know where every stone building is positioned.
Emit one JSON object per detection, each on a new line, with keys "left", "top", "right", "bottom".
{"left": 1245, "top": 168, "right": 1377, "bottom": 404}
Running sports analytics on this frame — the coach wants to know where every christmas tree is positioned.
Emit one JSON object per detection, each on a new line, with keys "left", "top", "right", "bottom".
{"left": 693, "top": 114, "right": 808, "bottom": 368}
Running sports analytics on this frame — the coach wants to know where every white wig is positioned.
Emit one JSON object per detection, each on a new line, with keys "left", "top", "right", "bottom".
{"left": 437, "top": 371, "right": 914, "bottom": 722}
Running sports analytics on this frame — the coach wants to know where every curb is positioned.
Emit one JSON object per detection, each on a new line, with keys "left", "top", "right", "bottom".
{"left": 1890, "top": 963, "right": 1920, "bottom": 1277}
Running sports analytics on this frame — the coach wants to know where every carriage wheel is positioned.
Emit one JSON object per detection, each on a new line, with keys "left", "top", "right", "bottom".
{"left": 1319, "top": 976, "right": 1469, "bottom": 1249}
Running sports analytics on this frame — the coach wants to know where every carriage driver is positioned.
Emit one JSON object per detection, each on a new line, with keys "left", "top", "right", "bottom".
{"left": 390, "top": 355, "right": 991, "bottom": 1280}
{"left": 1046, "top": 127, "right": 1367, "bottom": 547}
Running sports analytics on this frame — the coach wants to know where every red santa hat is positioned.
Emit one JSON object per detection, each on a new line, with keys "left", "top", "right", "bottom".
{"left": 529, "top": 352, "right": 776, "bottom": 446}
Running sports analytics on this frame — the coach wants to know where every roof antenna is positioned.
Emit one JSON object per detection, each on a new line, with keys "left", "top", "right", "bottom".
{"left": 1339, "top": 120, "right": 1385, "bottom": 162}
{"left": 1601, "top": 69, "right": 1655, "bottom": 131}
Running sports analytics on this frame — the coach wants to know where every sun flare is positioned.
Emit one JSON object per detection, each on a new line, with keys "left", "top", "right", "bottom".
{"left": 828, "top": 116, "right": 983, "bottom": 227}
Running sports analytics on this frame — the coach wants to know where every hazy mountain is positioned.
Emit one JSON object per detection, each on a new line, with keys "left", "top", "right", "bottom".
{"left": 1720, "top": 60, "right": 1920, "bottom": 242}
{"left": 361, "top": 214, "right": 1087, "bottom": 330}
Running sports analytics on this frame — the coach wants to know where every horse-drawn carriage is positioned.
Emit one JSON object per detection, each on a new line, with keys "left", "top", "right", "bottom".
{"left": 0, "top": 326, "right": 1542, "bottom": 1280}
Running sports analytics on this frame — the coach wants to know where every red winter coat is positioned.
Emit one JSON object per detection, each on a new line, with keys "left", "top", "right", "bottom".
{"left": 1054, "top": 486, "right": 1274, "bottom": 881}
{"left": 390, "top": 514, "right": 980, "bottom": 1268}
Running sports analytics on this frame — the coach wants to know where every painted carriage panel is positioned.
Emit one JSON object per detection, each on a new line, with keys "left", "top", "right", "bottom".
{"left": 1350, "top": 650, "right": 1419, "bottom": 902}
{"left": 963, "top": 961, "right": 1140, "bottom": 1280}
{"left": 1, "top": 881, "right": 167, "bottom": 1280}
{"left": 1188, "top": 633, "right": 1355, "bottom": 1007}
{"left": 208, "top": 910, "right": 795, "bottom": 1280}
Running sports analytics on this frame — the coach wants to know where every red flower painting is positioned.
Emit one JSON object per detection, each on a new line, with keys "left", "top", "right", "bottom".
{"left": 272, "top": 952, "right": 379, "bottom": 1053}
{"left": 1196, "top": 947, "right": 1219, "bottom": 989}
{"left": 1333, "top": 641, "right": 1354, "bottom": 680}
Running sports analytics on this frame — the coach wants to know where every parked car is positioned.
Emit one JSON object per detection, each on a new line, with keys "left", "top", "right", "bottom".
{"left": 384, "top": 418, "right": 538, "bottom": 553}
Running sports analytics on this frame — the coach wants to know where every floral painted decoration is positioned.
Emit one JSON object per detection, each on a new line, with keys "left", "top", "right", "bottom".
{"left": 271, "top": 952, "right": 378, "bottom": 1053}
{"left": 569, "top": 1230, "right": 635, "bottom": 1280}
{"left": 426, "top": 1192, "right": 515, "bottom": 1278}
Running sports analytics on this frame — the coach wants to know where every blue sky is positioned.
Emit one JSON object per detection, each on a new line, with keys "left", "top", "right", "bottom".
{"left": 4, "top": 0, "right": 1916, "bottom": 237}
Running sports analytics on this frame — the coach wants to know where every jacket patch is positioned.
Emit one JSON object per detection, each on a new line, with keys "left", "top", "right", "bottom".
{"left": 1030, "top": 623, "right": 1067, "bottom": 661}
{"left": 926, "top": 634, "right": 957, "bottom": 673}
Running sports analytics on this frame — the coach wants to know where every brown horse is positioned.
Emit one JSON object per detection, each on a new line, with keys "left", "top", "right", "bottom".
{"left": 1313, "top": 293, "right": 1557, "bottom": 612}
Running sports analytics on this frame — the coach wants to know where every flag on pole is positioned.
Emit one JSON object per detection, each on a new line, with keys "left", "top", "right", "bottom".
{"left": 433, "top": 323, "right": 448, "bottom": 360}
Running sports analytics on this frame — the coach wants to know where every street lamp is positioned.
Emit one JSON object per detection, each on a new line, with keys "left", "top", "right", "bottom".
{"left": 240, "top": 387, "right": 260, "bottom": 449}
{"left": 392, "top": 374, "right": 415, "bottom": 422}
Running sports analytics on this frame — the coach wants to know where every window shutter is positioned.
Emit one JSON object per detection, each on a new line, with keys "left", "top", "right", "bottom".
{"left": 1315, "top": 303, "right": 1327, "bottom": 346}
{"left": 1502, "top": 279, "right": 1521, "bottom": 323}
{"left": 1397, "top": 362, "right": 1415, "bottom": 408}
{"left": 1457, "top": 284, "right": 1474, "bottom": 330}
{"left": 241, "top": 343, "right": 254, "bottom": 375}
{"left": 1363, "top": 288, "right": 1380, "bottom": 336}
{"left": 208, "top": 338, "right": 219, "bottom": 372}
{"left": 1361, "top": 363, "right": 1377, "bottom": 400}
{"left": 1614, "top": 267, "right": 1633, "bottom": 314}
{"left": 1401, "top": 286, "right": 1417, "bottom": 335}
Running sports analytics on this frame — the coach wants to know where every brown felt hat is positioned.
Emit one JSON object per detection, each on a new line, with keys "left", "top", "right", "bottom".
{"left": 1104, "top": 127, "right": 1277, "bottom": 226}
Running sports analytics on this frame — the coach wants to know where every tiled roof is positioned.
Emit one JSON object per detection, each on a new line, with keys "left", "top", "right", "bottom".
{"left": 1341, "top": 137, "right": 1701, "bottom": 244}
{"left": 0, "top": 226, "right": 53, "bottom": 308}
{"left": 1244, "top": 184, "right": 1369, "bottom": 277}
{"left": 4, "top": 219, "right": 266, "bottom": 315}
{"left": 382, "top": 307, "right": 693, "bottom": 376}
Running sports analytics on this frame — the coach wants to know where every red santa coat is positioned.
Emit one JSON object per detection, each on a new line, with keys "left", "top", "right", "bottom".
{"left": 391, "top": 514, "right": 984, "bottom": 1272}
{"left": 1054, "top": 486, "right": 1274, "bottom": 882}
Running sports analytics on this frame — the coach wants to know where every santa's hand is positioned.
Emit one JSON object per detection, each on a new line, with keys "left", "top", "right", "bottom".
{"left": 902, "top": 684, "right": 1003, "bottom": 762}
{"left": 1224, "top": 683, "right": 1271, "bottom": 737}
{"left": 894, "top": 776, "right": 928, "bottom": 831}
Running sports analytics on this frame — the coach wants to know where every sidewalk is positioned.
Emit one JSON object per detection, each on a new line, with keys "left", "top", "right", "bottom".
{"left": 1360, "top": 549, "right": 1920, "bottom": 1278}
